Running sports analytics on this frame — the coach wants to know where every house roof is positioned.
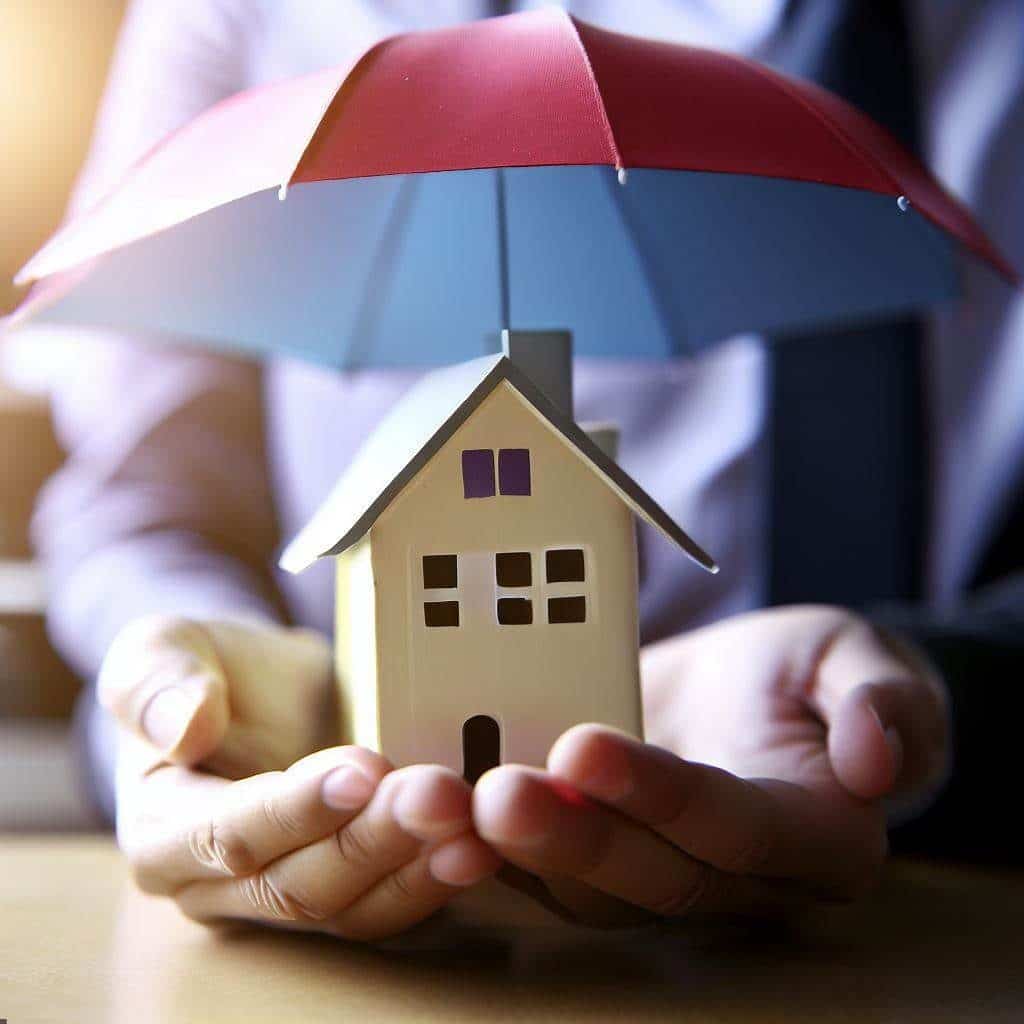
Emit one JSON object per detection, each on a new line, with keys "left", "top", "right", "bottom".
{"left": 279, "top": 354, "right": 718, "bottom": 575}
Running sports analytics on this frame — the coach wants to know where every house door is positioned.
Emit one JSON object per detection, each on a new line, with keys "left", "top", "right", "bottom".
{"left": 462, "top": 714, "right": 500, "bottom": 784}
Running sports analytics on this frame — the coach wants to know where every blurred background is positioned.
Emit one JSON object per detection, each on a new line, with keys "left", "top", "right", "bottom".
{"left": 1, "top": 1, "right": 125, "bottom": 829}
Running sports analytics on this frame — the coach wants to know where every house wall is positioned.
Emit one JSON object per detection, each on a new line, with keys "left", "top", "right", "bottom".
{"left": 369, "top": 381, "right": 642, "bottom": 774}
{"left": 334, "top": 538, "right": 379, "bottom": 751}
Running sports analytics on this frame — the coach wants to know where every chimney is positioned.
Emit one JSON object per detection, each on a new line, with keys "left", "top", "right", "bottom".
{"left": 501, "top": 329, "right": 573, "bottom": 421}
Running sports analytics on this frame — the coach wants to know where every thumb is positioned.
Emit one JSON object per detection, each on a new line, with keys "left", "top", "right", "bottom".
{"left": 98, "top": 616, "right": 230, "bottom": 765}
{"left": 811, "top": 618, "right": 949, "bottom": 802}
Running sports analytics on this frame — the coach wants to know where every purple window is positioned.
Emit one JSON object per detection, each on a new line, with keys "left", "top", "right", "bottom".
{"left": 498, "top": 449, "right": 531, "bottom": 496}
{"left": 462, "top": 449, "right": 495, "bottom": 498}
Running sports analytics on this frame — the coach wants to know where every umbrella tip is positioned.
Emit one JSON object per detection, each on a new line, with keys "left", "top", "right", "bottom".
{"left": 617, "top": 167, "right": 628, "bottom": 186}
{"left": 278, "top": 183, "right": 289, "bottom": 202}
{"left": 897, "top": 194, "right": 910, "bottom": 212}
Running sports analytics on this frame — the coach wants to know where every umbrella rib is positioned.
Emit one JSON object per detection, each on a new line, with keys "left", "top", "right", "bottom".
{"left": 601, "top": 170, "right": 682, "bottom": 355}
{"left": 564, "top": 13, "right": 624, "bottom": 172}
{"left": 342, "top": 176, "right": 420, "bottom": 367}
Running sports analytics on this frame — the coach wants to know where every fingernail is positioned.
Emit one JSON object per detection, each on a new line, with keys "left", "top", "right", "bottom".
{"left": 884, "top": 726, "right": 904, "bottom": 778}
{"left": 322, "top": 764, "right": 375, "bottom": 810}
{"left": 393, "top": 773, "right": 468, "bottom": 839}
{"left": 142, "top": 686, "right": 201, "bottom": 749}
{"left": 581, "top": 745, "right": 634, "bottom": 803}
{"left": 474, "top": 772, "right": 557, "bottom": 848}
{"left": 428, "top": 838, "right": 497, "bottom": 887}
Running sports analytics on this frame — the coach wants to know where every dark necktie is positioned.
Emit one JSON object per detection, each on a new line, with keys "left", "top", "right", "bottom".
{"left": 760, "top": 1, "right": 927, "bottom": 606}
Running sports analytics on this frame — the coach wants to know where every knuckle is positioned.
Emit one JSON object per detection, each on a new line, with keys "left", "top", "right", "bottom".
{"left": 98, "top": 615, "right": 215, "bottom": 716}
{"left": 651, "top": 864, "right": 716, "bottom": 918}
{"left": 128, "top": 858, "right": 174, "bottom": 896}
{"left": 186, "top": 821, "right": 255, "bottom": 878}
{"left": 237, "top": 872, "right": 325, "bottom": 922}
{"left": 380, "top": 865, "right": 421, "bottom": 904}
{"left": 262, "top": 796, "right": 304, "bottom": 839}
{"left": 334, "top": 821, "right": 377, "bottom": 871}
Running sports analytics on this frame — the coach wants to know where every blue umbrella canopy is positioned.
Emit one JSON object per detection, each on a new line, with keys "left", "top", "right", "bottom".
{"left": 16, "top": 165, "right": 962, "bottom": 367}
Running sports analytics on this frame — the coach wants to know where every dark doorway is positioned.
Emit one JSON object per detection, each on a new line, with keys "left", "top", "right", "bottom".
{"left": 462, "top": 715, "right": 501, "bottom": 784}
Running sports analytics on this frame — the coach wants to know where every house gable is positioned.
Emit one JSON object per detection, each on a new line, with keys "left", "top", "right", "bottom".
{"left": 280, "top": 355, "right": 716, "bottom": 575}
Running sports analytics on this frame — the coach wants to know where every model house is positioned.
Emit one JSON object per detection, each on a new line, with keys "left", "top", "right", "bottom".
{"left": 280, "top": 331, "right": 716, "bottom": 781}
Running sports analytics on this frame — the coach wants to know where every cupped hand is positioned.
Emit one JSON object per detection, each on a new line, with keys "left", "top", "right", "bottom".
{"left": 100, "top": 616, "right": 499, "bottom": 940}
{"left": 473, "top": 606, "right": 950, "bottom": 922}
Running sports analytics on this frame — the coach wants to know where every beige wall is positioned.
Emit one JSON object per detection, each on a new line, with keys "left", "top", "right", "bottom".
{"left": 1, "top": 2, "right": 125, "bottom": 315}
{"left": 0, "top": 3, "right": 125, "bottom": 716}
{"left": 369, "top": 382, "right": 642, "bottom": 774}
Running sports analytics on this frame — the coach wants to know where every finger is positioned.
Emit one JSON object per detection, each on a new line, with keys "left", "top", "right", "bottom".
{"left": 474, "top": 765, "right": 807, "bottom": 917}
{"left": 175, "top": 764, "right": 475, "bottom": 929}
{"left": 98, "top": 616, "right": 229, "bottom": 765}
{"left": 326, "top": 834, "right": 500, "bottom": 942}
{"left": 812, "top": 621, "right": 949, "bottom": 800}
{"left": 129, "top": 746, "right": 391, "bottom": 893}
{"left": 546, "top": 725, "right": 884, "bottom": 896}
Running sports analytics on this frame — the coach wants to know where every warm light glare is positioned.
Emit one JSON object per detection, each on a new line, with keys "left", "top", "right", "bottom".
{"left": 0, "top": 1, "right": 124, "bottom": 313}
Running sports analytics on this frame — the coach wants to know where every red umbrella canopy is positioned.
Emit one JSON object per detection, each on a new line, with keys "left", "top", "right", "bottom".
{"left": 16, "top": 7, "right": 1012, "bottom": 289}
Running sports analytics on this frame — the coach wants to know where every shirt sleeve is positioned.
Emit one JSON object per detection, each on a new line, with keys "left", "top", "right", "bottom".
{"left": 31, "top": 0, "right": 287, "bottom": 687}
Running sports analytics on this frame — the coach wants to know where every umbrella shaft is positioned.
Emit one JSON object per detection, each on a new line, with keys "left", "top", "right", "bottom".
{"left": 495, "top": 166, "right": 511, "bottom": 332}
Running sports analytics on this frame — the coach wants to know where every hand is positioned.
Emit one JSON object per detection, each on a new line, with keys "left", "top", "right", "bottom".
{"left": 100, "top": 616, "right": 499, "bottom": 940}
{"left": 473, "top": 606, "right": 950, "bottom": 922}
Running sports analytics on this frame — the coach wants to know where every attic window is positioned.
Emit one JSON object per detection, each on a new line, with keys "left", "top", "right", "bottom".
{"left": 462, "top": 449, "right": 495, "bottom": 498}
{"left": 498, "top": 449, "right": 531, "bottom": 495}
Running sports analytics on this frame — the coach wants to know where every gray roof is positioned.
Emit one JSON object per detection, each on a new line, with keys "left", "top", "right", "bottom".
{"left": 279, "top": 354, "right": 718, "bottom": 575}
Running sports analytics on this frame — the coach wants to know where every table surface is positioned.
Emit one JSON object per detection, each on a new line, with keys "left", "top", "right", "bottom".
{"left": 2, "top": 837, "right": 1022, "bottom": 1024}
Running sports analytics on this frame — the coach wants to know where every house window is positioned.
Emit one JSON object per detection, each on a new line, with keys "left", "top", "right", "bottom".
{"left": 424, "top": 601, "right": 460, "bottom": 627}
{"left": 423, "top": 554, "right": 457, "bottom": 589}
{"left": 495, "top": 551, "right": 531, "bottom": 587}
{"left": 495, "top": 551, "right": 532, "bottom": 625}
{"left": 463, "top": 449, "right": 531, "bottom": 497}
{"left": 462, "top": 450, "right": 495, "bottom": 498}
{"left": 498, "top": 449, "right": 531, "bottom": 495}
{"left": 544, "top": 547, "right": 587, "bottom": 624}
{"left": 497, "top": 598, "right": 532, "bottom": 625}
{"left": 548, "top": 595, "right": 586, "bottom": 624}
{"left": 422, "top": 553, "right": 460, "bottom": 627}
{"left": 545, "top": 548, "right": 585, "bottom": 583}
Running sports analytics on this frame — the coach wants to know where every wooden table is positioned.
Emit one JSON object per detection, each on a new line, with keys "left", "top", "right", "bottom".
{"left": 2, "top": 837, "right": 1022, "bottom": 1023}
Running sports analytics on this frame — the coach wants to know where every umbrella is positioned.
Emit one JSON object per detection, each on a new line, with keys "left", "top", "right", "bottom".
{"left": 6, "top": 9, "right": 1016, "bottom": 365}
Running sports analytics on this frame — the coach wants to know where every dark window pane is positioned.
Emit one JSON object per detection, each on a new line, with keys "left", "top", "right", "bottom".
{"left": 462, "top": 449, "right": 495, "bottom": 498}
{"left": 498, "top": 448, "right": 531, "bottom": 495}
{"left": 422, "top": 554, "right": 457, "bottom": 589}
{"left": 548, "top": 596, "right": 586, "bottom": 624}
{"left": 497, "top": 597, "right": 532, "bottom": 625}
{"left": 495, "top": 551, "right": 531, "bottom": 587}
{"left": 424, "top": 601, "right": 460, "bottom": 627}
{"left": 546, "top": 548, "right": 585, "bottom": 583}
{"left": 462, "top": 715, "right": 501, "bottom": 785}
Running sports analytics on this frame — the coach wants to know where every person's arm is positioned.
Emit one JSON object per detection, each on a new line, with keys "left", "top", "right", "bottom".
{"left": 33, "top": 0, "right": 279, "bottom": 683}
{"left": 26, "top": 0, "right": 282, "bottom": 818}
